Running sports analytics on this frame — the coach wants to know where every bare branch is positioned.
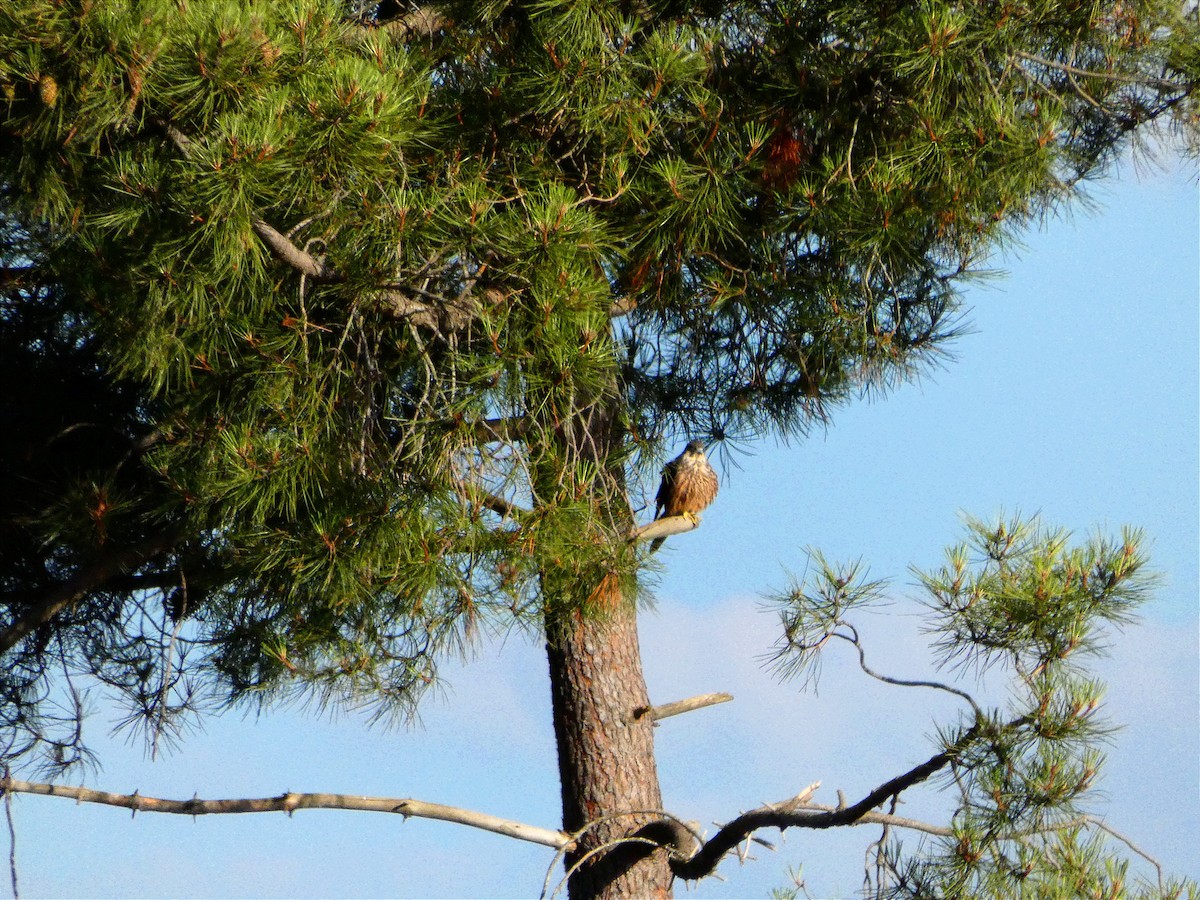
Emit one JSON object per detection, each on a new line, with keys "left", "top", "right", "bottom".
{"left": 836, "top": 625, "right": 983, "bottom": 720}
{"left": 634, "top": 693, "right": 733, "bottom": 722}
{"left": 0, "top": 777, "right": 571, "bottom": 851}
{"left": 250, "top": 220, "right": 340, "bottom": 281}
{"left": 363, "top": 6, "right": 449, "bottom": 42}
{"left": 1083, "top": 815, "right": 1167, "bottom": 894}
{"left": 1011, "top": 50, "right": 1185, "bottom": 93}
{"left": 663, "top": 725, "right": 981, "bottom": 880}
{"left": 629, "top": 513, "right": 701, "bottom": 545}
{"left": 471, "top": 417, "right": 531, "bottom": 445}
{"left": 453, "top": 478, "right": 529, "bottom": 520}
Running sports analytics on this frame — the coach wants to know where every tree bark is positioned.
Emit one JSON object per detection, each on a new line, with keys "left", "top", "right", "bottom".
{"left": 536, "top": 387, "right": 673, "bottom": 897}
{"left": 545, "top": 598, "right": 673, "bottom": 899}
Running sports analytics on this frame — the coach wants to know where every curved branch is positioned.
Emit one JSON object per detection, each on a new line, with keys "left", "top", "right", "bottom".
{"left": 665, "top": 725, "right": 981, "bottom": 880}
{"left": 836, "top": 624, "right": 983, "bottom": 720}
{"left": 250, "top": 219, "right": 340, "bottom": 281}
{"left": 0, "top": 777, "right": 571, "bottom": 851}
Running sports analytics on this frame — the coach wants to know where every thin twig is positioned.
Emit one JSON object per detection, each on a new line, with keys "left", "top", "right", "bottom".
{"left": 152, "top": 570, "right": 188, "bottom": 762}
{"left": 1011, "top": 50, "right": 1184, "bottom": 92}
{"left": 835, "top": 624, "right": 983, "bottom": 720}
{"left": 2, "top": 766, "right": 17, "bottom": 900}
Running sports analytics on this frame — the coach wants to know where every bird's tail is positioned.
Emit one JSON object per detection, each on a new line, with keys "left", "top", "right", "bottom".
{"left": 649, "top": 536, "right": 666, "bottom": 554}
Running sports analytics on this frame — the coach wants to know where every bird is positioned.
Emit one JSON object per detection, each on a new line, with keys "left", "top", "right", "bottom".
{"left": 650, "top": 440, "right": 719, "bottom": 552}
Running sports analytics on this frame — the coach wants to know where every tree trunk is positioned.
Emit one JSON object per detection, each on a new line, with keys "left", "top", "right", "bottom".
{"left": 545, "top": 595, "right": 673, "bottom": 899}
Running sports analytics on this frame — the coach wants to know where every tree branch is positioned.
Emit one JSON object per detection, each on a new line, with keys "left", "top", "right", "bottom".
{"left": 664, "top": 725, "right": 981, "bottom": 880}
{"left": 836, "top": 625, "right": 983, "bottom": 719}
{"left": 0, "top": 530, "right": 180, "bottom": 655}
{"left": 0, "top": 777, "right": 572, "bottom": 851}
{"left": 471, "top": 417, "right": 530, "bottom": 445}
{"left": 634, "top": 692, "right": 733, "bottom": 722}
{"left": 250, "top": 219, "right": 340, "bottom": 281}
{"left": 0, "top": 264, "right": 42, "bottom": 289}
{"left": 160, "top": 122, "right": 484, "bottom": 334}
{"left": 376, "top": 7, "right": 448, "bottom": 41}
{"left": 1011, "top": 50, "right": 1186, "bottom": 93}
{"left": 629, "top": 513, "right": 700, "bottom": 545}
{"left": 452, "top": 478, "right": 529, "bottom": 520}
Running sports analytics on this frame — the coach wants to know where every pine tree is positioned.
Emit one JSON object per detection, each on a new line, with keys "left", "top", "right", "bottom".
{"left": 1, "top": 1, "right": 1196, "bottom": 897}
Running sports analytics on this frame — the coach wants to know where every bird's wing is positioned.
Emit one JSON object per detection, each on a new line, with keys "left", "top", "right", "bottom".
{"left": 654, "top": 457, "right": 680, "bottom": 519}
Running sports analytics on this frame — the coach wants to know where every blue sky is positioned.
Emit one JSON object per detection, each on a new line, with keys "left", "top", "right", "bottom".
{"left": 8, "top": 153, "right": 1198, "bottom": 898}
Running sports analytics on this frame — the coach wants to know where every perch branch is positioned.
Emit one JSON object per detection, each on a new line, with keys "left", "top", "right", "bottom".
{"left": 470, "top": 417, "right": 531, "bottom": 445}
{"left": 0, "top": 777, "right": 571, "bottom": 851}
{"left": 630, "top": 513, "right": 700, "bottom": 545}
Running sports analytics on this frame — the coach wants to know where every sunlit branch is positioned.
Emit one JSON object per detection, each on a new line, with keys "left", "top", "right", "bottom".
{"left": 0, "top": 777, "right": 571, "bottom": 851}
{"left": 629, "top": 513, "right": 701, "bottom": 545}
{"left": 1011, "top": 50, "right": 1187, "bottom": 93}
{"left": 634, "top": 692, "right": 733, "bottom": 722}
{"left": 664, "top": 726, "right": 981, "bottom": 880}
{"left": 369, "top": 6, "right": 448, "bottom": 42}
{"left": 835, "top": 624, "right": 983, "bottom": 720}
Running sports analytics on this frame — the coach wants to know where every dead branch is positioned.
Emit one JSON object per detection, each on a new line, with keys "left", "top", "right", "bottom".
{"left": 634, "top": 693, "right": 733, "bottom": 722}
{"left": 629, "top": 513, "right": 700, "bottom": 545}
{"left": 0, "top": 777, "right": 571, "bottom": 851}
{"left": 836, "top": 624, "right": 983, "bottom": 718}
{"left": 663, "top": 725, "right": 981, "bottom": 880}
{"left": 350, "top": 6, "right": 448, "bottom": 42}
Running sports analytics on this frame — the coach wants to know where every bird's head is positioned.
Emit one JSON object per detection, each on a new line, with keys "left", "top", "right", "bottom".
{"left": 684, "top": 439, "right": 706, "bottom": 456}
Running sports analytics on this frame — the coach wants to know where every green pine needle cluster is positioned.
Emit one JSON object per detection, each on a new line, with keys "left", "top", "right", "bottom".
{"left": 765, "top": 515, "right": 1189, "bottom": 898}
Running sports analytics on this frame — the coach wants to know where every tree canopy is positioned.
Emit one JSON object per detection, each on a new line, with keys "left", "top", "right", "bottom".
{"left": 0, "top": 0, "right": 1196, "bottom": 896}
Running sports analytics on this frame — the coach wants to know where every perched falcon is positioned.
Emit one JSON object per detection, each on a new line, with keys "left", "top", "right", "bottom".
{"left": 650, "top": 440, "right": 719, "bottom": 552}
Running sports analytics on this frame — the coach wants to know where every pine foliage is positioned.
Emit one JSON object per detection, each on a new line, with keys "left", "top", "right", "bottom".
{"left": 0, "top": 0, "right": 1195, "bottom": 783}
{"left": 767, "top": 515, "right": 1191, "bottom": 899}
